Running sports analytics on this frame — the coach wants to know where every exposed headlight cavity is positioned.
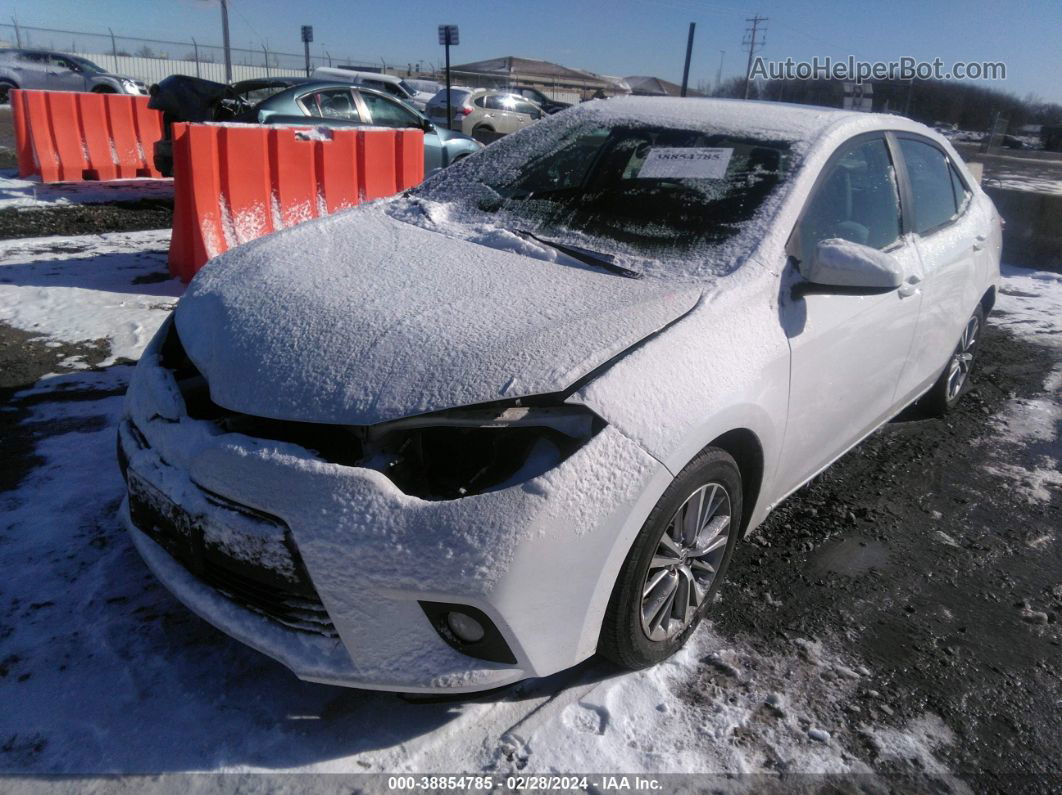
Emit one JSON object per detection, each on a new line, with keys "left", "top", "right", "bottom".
{"left": 366, "top": 403, "right": 604, "bottom": 500}
{"left": 161, "top": 324, "right": 603, "bottom": 501}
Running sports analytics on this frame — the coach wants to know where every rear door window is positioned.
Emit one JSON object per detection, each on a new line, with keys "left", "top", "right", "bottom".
{"left": 898, "top": 138, "right": 962, "bottom": 234}
{"left": 360, "top": 92, "right": 422, "bottom": 128}
{"left": 300, "top": 89, "right": 360, "bottom": 120}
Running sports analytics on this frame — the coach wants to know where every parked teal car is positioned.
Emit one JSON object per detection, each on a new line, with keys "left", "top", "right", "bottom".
{"left": 149, "top": 76, "right": 483, "bottom": 177}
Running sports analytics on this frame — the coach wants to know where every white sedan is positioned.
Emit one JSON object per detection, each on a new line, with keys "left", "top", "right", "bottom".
{"left": 119, "top": 97, "right": 1001, "bottom": 693}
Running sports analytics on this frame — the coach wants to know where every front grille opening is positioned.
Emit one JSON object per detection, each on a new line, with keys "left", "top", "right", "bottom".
{"left": 201, "top": 559, "right": 338, "bottom": 638}
{"left": 128, "top": 470, "right": 338, "bottom": 639}
{"left": 160, "top": 322, "right": 600, "bottom": 500}
{"left": 161, "top": 323, "right": 363, "bottom": 466}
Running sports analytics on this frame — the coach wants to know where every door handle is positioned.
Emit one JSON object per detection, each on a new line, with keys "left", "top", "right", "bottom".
{"left": 898, "top": 273, "right": 922, "bottom": 299}
{"left": 973, "top": 234, "right": 988, "bottom": 252}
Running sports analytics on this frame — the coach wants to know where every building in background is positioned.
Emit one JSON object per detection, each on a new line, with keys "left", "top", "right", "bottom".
{"left": 446, "top": 56, "right": 627, "bottom": 104}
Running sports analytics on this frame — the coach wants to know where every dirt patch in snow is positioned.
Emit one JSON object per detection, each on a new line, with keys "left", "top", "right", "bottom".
{"left": 0, "top": 322, "right": 123, "bottom": 495}
{"left": 0, "top": 200, "right": 173, "bottom": 240}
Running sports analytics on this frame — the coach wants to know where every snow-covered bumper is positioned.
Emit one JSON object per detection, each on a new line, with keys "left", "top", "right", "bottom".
{"left": 120, "top": 320, "right": 670, "bottom": 693}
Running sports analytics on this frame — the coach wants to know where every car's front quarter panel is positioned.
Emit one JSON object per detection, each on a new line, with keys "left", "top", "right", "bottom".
{"left": 121, "top": 321, "right": 671, "bottom": 691}
{"left": 573, "top": 272, "right": 791, "bottom": 533}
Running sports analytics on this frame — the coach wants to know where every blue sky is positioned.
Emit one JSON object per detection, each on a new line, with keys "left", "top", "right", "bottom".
{"left": 8, "top": 0, "right": 1062, "bottom": 102}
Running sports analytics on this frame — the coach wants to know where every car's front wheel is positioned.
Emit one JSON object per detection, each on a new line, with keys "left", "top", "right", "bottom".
{"left": 599, "top": 447, "right": 741, "bottom": 669}
{"left": 0, "top": 80, "right": 16, "bottom": 105}
{"left": 922, "top": 304, "right": 985, "bottom": 415}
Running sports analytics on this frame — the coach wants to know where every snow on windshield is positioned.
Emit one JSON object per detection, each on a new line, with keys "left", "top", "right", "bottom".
{"left": 410, "top": 99, "right": 820, "bottom": 278}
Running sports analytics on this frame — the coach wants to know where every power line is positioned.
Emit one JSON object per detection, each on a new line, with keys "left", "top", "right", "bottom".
{"left": 742, "top": 13, "right": 767, "bottom": 100}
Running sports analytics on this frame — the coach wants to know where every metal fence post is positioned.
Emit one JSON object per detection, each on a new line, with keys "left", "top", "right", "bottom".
{"left": 108, "top": 26, "right": 118, "bottom": 71}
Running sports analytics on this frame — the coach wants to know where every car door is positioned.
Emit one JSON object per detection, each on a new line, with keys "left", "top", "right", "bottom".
{"left": 14, "top": 51, "right": 51, "bottom": 89}
{"left": 510, "top": 99, "right": 544, "bottom": 130}
{"left": 47, "top": 54, "right": 87, "bottom": 92}
{"left": 776, "top": 133, "right": 925, "bottom": 495}
{"left": 477, "top": 94, "right": 516, "bottom": 131}
{"left": 357, "top": 90, "right": 439, "bottom": 172}
{"left": 891, "top": 135, "right": 985, "bottom": 404}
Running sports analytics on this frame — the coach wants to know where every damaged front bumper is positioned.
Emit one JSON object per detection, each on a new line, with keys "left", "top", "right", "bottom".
{"left": 120, "top": 319, "right": 671, "bottom": 692}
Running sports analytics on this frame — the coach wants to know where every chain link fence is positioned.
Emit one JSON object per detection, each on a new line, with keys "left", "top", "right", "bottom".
{"left": 0, "top": 23, "right": 439, "bottom": 85}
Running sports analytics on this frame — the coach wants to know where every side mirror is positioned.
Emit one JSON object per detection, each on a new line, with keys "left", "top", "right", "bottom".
{"left": 799, "top": 238, "right": 903, "bottom": 294}
{"left": 422, "top": 118, "right": 435, "bottom": 133}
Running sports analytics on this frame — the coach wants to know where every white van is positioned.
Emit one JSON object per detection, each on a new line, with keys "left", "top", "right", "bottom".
{"left": 310, "top": 67, "right": 430, "bottom": 110}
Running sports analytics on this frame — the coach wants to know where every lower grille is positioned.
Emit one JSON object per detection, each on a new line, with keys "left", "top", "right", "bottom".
{"left": 201, "top": 560, "right": 338, "bottom": 637}
{"left": 128, "top": 470, "right": 338, "bottom": 639}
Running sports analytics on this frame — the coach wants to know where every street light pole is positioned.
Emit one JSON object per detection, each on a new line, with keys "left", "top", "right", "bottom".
{"left": 680, "top": 22, "right": 696, "bottom": 97}
{"left": 220, "top": 0, "right": 233, "bottom": 82}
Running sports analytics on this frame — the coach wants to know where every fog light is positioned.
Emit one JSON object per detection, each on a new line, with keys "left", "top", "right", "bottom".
{"left": 419, "top": 600, "right": 516, "bottom": 663}
{"left": 446, "top": 611, "right": 485, "bottom": 643}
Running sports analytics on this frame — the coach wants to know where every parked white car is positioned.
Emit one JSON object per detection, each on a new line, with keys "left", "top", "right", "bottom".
{"left": 310, "top": 67, "right": 429, "bottom": 110}
{"left": 120, "top": 98, "right": 1001, "bottom": 693}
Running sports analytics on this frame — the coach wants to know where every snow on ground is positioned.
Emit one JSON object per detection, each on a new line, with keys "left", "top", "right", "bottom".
{"left": 0, "top": 229, "right": 181, "bottom": 366}
{"left": 984, "top": 171, "right": 1062, "bottom": 195}
{"left": 0, "top": 231, "right": 1059, "bottom": 779}
{"left": 0, "top": 172, "right": 174, "bottom": 210}
{"left": 980, "top": 265, "right": 1062, "bottom": 505}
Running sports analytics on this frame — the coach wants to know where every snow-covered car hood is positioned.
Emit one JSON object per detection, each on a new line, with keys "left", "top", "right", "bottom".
{"left": 175, "top": 207, "right": 702, "bottom": 425}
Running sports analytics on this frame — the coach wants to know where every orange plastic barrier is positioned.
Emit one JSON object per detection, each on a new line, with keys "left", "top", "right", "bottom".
{"left": 167, "top": 122, "right": 424, "bottom": 281}
{"left": 12, "top": 89, "right": 163, "bottom": 182}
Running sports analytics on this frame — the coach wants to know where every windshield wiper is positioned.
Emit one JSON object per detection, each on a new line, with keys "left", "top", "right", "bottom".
{"left": 512, "top": 229, "right": 642, "bottom": 279}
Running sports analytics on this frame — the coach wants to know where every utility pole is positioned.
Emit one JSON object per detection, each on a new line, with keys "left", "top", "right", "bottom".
{"left": 680, "top": 22, "right": 696, "bottom": 97}
{"left": 716, "top": 49, "right": 725, "bottom": 94}
{"left": 192, "top": 37, "right": 200, "bottom": 78}
{"left": 10, "top": 17, "right": 20, "bottom": 48}
{"left": 220, "top": 0, "right": 233, "bottom": 82}
{"left": 742, "top": 14, "right": 767, "bottom": 100}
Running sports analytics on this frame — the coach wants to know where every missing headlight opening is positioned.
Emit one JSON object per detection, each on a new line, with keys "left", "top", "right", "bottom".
{"left": 162, "top": 324, "right": 603, "bottom": 499}
{"left": 367, "top": 404, "right": 604, "bottom": 500}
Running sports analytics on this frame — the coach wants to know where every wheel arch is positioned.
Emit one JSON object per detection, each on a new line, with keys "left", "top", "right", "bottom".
{"left": 980, "top": 284, "right": 996, "bottom": 315}
{"left": 703, "top": 428, "right": 765, "bottom": 539}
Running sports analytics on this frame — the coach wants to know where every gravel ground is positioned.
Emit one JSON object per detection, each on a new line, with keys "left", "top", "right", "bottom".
{"left": 0, "top": 201, "right": 173, "bottom": 239}
{"left": 712, "top": 326, "right": 1061, "bottom": 789}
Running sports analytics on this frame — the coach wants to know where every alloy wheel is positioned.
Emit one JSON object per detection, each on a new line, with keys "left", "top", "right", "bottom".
{"left": 640, "top": 482, "right": 731, "bottom": 642}
{"left": 946, "top": 314, "right": 980, "bottom": 401}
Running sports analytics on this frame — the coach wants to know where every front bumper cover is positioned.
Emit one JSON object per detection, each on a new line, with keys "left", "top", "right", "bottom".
{"left": 120, "top": 320, "right": 670, "bottom": 692}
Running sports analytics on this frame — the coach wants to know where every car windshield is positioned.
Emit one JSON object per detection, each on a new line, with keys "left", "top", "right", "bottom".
{"left": 418, "top": 120, "right": 792, "bottom": 265}
{"left": 70, "top": 56, "right": 106, "bottom": 74}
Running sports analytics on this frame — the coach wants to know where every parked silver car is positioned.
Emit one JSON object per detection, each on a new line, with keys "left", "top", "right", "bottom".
{"left": 0, "top": 49, "right": 148, "bottom": 103}
{"left": 426, "top": 88, "right": 544, "bottom": 141}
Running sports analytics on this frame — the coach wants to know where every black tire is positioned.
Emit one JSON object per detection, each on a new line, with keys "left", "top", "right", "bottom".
{"left": 599, "top": 447, "right": 742, "bottom": 669}
{"left": 921, "top": 304, "right": 985, "bottom": 416}
{"left": 0, "top": 80, "right": 16, "bottom": 105}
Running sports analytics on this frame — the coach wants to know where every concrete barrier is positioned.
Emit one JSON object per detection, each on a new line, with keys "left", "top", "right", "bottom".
{"left": 984, "top": 186, "right": 1062, "bottom": 271}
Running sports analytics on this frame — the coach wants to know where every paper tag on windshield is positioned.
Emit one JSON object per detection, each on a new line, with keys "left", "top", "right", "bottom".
{"left": 637, "top": 147, "right": 733, "bottom": 179}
